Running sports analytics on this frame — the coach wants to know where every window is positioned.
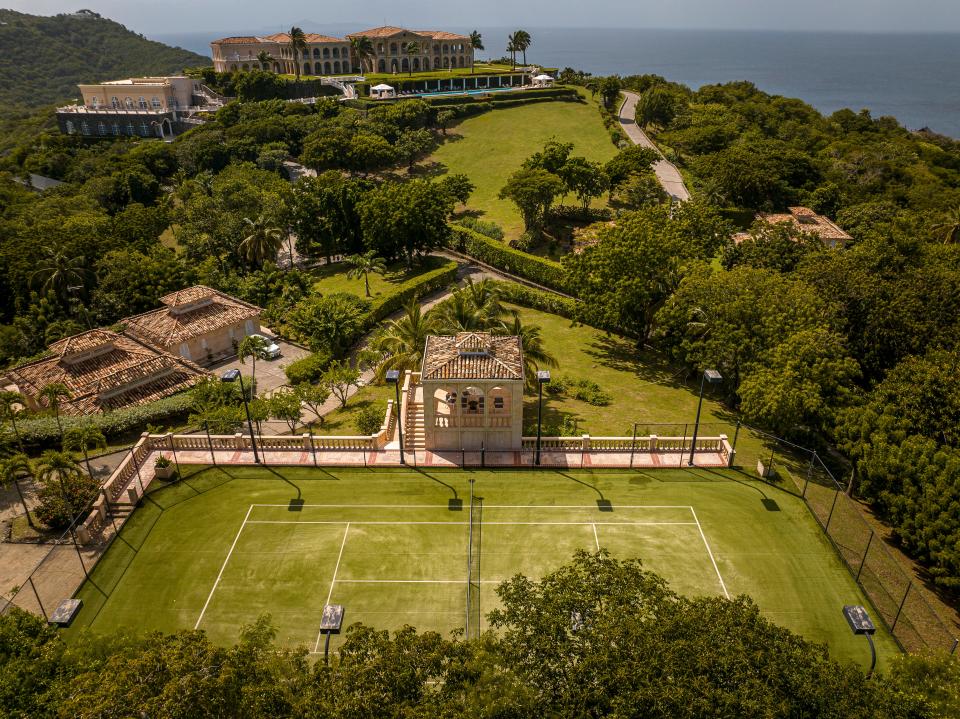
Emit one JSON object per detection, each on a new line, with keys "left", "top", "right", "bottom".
{"left": 97, "top": 122, "right": 106, "bottom": 135}
{"left": 112, "top": 123, "right": 120, "bottom": 135}
{"left": 126, "top": 122, "right": 135, "bottom": 135}
{"left": 332, "top": 47, "right": 340, "bottom": 58}
{"left": 322, "top": 47, "right": 329, "bottom": 58}
{"left": 138, "top": 96, "right": 147, "bottom": 109}
{"left": 140, "top": 122, "right": 150, "bottom": 136}
{"left": 313, "top": 48, "right": 321, "bottom": 58}
{"left": 111, "top": 96, "right": 120, "bottom": 108}
{"left": 390, "top": 42, "right": 398, "bottom": 55}
{"left": 125, "top": 97, "right": 134, "bottom": 109}
{"left": 65, "top": 120, "right": 75, "bottom": 134}
{"left": 90, "top": 96, "right": 99, "bottom": 108}
{"left": 80, "top": 121, "right": 90, "bottom": 135}
{"left": 493, "top": 396, "right": 505, "bottom": 410}
{"left": 151, "top": 96, "right": 161, "bottom": 109}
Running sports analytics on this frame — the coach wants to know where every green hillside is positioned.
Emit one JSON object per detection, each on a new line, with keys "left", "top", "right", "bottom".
{"left": 0, "top": 9, "right": 209, "bottom": 109}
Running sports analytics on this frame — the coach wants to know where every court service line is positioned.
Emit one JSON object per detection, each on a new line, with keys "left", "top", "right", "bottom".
{"left": 690, "top": 507, "right": 730, "bottom": 600}
{"left": 194, "top": 504, "right": 253, "bottom": 629}
{"left": 314, "top": 522, "right": 351, "bottom": 653}
{"left": 251, "top": 503, "right": 696, "bottom": 509}
{"left": 245, "top": 520, "right": 697, "bottom": 526}
{"left": 592, "top": 523, "right": 600, "bottom": 551}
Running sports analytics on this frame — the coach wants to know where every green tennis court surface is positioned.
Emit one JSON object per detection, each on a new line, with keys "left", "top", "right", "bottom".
{"left": 68, "top": 466, "right": 898, "bottom": 669}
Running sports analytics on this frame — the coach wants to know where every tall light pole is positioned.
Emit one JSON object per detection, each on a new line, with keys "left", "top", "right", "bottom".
{"left": 221, "top": 370, "right": 260, "bottom": 464}
{"left": 535, "top": 370, "right": 550, "bottom": 466}
{"left": 842, "top": 605, "right": 877, "bottom": 678}
{"left": 688, "top": 369, "right": 722, "bottom": 467}
{"left": 386, "top": 370, "right": 405, "bottom": 465}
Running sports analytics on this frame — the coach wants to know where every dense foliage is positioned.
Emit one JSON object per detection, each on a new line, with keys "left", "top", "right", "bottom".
{"left": 0, "top": 552, "right": 938, "bottom": 718}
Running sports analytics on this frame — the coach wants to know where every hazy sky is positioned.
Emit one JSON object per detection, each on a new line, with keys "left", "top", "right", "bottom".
{"left": 6, "top": 0, "right": 960, "bottom": 34}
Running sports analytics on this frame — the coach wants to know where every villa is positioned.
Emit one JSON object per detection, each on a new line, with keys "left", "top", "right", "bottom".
{"left": 734, "top": 206, "right": 852, "bottom": 248}
{"left": 3, "top": 330, "right": 206, "bottom": 416}
{"left": 211, "top": 26, "right": 474, "bottom": 75}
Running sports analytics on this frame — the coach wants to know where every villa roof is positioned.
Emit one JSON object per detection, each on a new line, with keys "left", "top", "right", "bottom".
{"left": 213, "top": 36, "right": 263, "bottom": 44}
{"left": 4, "top": 330, "right": 205, "bottom": 416}
{"left": 416, "top": 30, "right": 470, "bottom": 40}
{"left": 421, "top": 333, "right": 524, "bottom": 382}
{"left": 123, "top": 286, "right": 262, "bottom": 349}
{"left": 347, "top": 26, "right": 411, "bottom": 38}
{"left": 748, "top": 206, "right": 852, "bottom": 245}
{"left": 263, "top": 32, "right": 344, "bottom": 44}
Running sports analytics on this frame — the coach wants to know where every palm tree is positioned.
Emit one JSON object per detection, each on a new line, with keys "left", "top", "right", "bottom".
{"left": 0, "top": 454, "right": 35, "bottom": 528}
{"left": 237, "top": 334, "right": 269, "bottom": 395}
{"left": 350, "top": 35, "right": 374, "bottom": 73}
{"left": 39, "top": 382, "right": 71, "bottom": 436}
{"left": 32, "top": 248, "right": 88, "bottom": 305}
{"left": 239, "top": 215, "right": 285, "bottom": 269}
{"left": 35, "top": 450, "right": 84, "bottom": 523}
{"left": 404, "top": 41, "right": 420, "bottom": 76}
{"left": 513, "top": 30, "right": 531, "bottom": 67}
{"left": 289, "top": 26, "right": 308, "bottom": 81}
{"left": 932, "top": 205, "right": 960, "bottom": 244}
{"left": 433, "top": 290, "right": 487, "bottom": 334}
{"left": 497, "top": 312, "right": 557, "bottom": 390}
{"left": 368, "top": 300, "right": 437, "bottom": 381}
{"left": 345, "top": 251, "right": 387, "bottom": 297}
{"left": 469, "top": 31, "right": 484, "bottom": 73}
{"left": 257, "top": 50, "right": 273, "bottom": 71}
{"left": 506, "top": 36, "right": 518, "bottom": 70}
{"left": 62, "top": 422, "right": 107, "bottom": 479}
{"left": 0, "top": 390, "right": 25, "bottom": 449}
{"left": 463, "top": 277, "right": 505, "bottom": 325}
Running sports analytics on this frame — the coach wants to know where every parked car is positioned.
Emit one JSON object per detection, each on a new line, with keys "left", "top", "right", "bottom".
{"left": 250, "top": 333, "right": 281, "bottom": 359}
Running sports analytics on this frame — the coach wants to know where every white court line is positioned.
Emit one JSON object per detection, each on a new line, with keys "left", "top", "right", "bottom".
{"left": 690, "top": 507, "right": 730, "bottom": 600}
{"left": 314, "top": 523, "right": 350, "bottom": 653}
{"left": 336, "top": 579, "right": 502, "bottom": 584}
{"left": 194, "top": 504, "right": 253, "bottom": 629}
{"left": 245, "top": 520, "right": 696, "bottom": 526}
{"left": 592, "top": 523, "right": 600, "bottom": 551}
{"left": 251, "top": 503, "right": 696, "bottom": 509}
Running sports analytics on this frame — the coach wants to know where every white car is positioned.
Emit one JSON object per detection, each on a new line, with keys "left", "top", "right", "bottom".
{"left": 250, "top": 333, "right": 281, "bottom": 359}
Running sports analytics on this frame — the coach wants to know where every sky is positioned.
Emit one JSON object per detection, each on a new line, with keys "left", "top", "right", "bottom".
{"left": 5, "top": 0, "right": 960, "bottom": 35}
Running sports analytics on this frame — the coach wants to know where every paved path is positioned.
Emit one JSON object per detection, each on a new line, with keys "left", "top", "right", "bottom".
{"left": 618, "top": 92, "right": 691, "bottom": 202}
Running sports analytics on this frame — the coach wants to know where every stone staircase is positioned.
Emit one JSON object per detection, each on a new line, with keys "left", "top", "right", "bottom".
{"left": 405, "top": 385, "right": 426, "bottom": 450}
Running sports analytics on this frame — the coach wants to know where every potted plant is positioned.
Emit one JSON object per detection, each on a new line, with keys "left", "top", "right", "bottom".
{"left": 154, "top": 455, "right": 175, "bottom": 480}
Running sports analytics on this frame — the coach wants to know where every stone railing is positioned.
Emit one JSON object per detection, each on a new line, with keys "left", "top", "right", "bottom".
{"left": 520, "top": 433, "right": 733, "bottom": 460}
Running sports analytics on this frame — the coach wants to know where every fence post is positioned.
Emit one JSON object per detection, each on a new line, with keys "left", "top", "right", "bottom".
{"left": 803, "top": 451, "right": 816, "bottom": 498}
{"left": 824, "top": 488, "right": 841, "bottom": 533}
{"left": 629, "top": 423, "right": 637, "bottom": 469}
{"left": 28, "top": 577, "right": 47, "bottom": 621}
{"left": 205, "top": 422, "right": 216, "bottom": 466}
{"left": 679, "top": 424, "right": 687, "bottom": 468}
{"left": 951, "top": 638, "right": 958, "bottom": 656}
{"left": 309, "top": 433, "right": 318, "bottom": 467}
{"left": 481, "top": 442, "right": 485, "bottom": 469}
{"left": 891, "top": 582, "right": 911, "bottom": 633}
{"left": 168, "top": 433, "right": 182, "bottom": 481}
{"left": 730, "top": 420, "right": 741, "bottom": 464}
{"left": 856, "top": 530, "right": 874, "bottom": 582}
{"left": 69, "top": 526, "right": 89, "bottom": 580}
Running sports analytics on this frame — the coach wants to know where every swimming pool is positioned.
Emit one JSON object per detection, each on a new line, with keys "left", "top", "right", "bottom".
{"left": 411, "top": 86, "right": 522, "bottom": 98}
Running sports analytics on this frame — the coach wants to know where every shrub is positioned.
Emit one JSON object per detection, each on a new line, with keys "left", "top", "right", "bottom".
{"left": 457, "top": 216, "right": 504, "bottom": 241}
{"left": 355, "top": 404, "right": 384, "bottom": 436}
{"left": 491, "top": 281, "right": 579, "bottom": 319}
{"left": 449, "top": 225, "right": 568, "bottom": 292}
{"left": 154, "top": 455, "right": 172, "bottom": 468}
{"left": 34, "top": 466, "right": 100, "bottom": 530}
{"left": 549, "top": 205, "right": 614, "bottom": 223}
{"left": 284, "top": 351, "right": 333, "bottom": 385}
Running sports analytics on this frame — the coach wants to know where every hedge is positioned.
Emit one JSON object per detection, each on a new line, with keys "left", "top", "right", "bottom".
{"left": 449, "top": 225, "right": 569, "bottom": 293}
{"left": 363, "top": 260, "right": 459, "bottom": 325}
{"left": 13, "top": 393, "right": 196, "bottom": 452}
{"left": 284, "top": 350, "right": 333, "bottom": 385}
{"left": 491, "top": 280, "right": 636, "bottom": 337}
{"left": 424, "top": 87, "right": 580, "bottom": 106}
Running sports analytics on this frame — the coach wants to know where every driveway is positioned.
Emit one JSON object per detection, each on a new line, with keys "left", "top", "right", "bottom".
{"left": 618, "top": 91, "right": 691, "bottom": 202}
{"left": 208, "top": 332, "right": 312, "bottom": 397}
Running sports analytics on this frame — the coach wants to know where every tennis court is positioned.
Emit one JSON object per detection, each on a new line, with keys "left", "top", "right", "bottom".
{"left": 68, "top": 465, "right": 899, "bottom": 668}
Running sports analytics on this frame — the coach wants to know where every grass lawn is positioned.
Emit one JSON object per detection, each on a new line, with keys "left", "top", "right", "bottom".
{"left": 428, "top": 99, "right": 618, "bottom": 240}
{"left": 318, "top": 383, "right": 394, "bottom": 435}
{"left": 68, "top": 464, "right": 898, "bottom": 670}
{"left": 310, "top": 256, "right": 451, "bottom": 299}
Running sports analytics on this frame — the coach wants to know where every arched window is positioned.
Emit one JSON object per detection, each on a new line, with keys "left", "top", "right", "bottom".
{"left": 433, "top": 43, "right": 440, "bottom": 54}
{"left": 112, "top": 123, "right": 120, "bottom": 135}
{"left": 443, "top": 43, "right": 449, "bottom": 54}
{"left": 111, "top": 96, "right": 120, "bottom": 108}
{"left": 65, "top": 120, "right": 75, "bottom": 134}
{"left": 314, "top": 62, "right": 322, "bottom": 75}
{"left": 413, "top": 58, "right": 420, "bottom": 71}
{"left": 126, "top": 122, "right": 135, "bottom": 135}
{"left": 333, "top": 60, "right": 340, "bottom": 73}
{"left": 390, "top": 42, "right": 398, "bottom": 55}
{"left": 138, "top": 96, "right": 147, "bottom": 109}
{"left": 434, "top": 56, "right": 441, "bottom": 69}
{"left": 461, "top": 387, "right": 485, "bottom": 415}
{"left": 151, "top": 96, "right": 161, "bottom": 109}
{"left": 125, "top": 97, "right": 134, "bottom": 109}
{"left": 322, "top": 47, "right": 330, "bottom": 58}
{"left": 401, "top": 58, "right": 409, "bottom": 73}
{"left": 332, "top": 47, "right": 340, "bottom": 58}
{"left": 313, "top": 48, "right": 321, "bottom": 58}
{"left": 323, "top": 61, "right": 331, "bottom": 74}
{"left": 140, "top": 122, "right": 150, "bottom": 136}
{"left": 303, "top": 62, "right": 310, "bottom": 75}
{"left": 377, "top": 42, "right": 384, "bottom": 53}
{"left": 89, "top": 96, "right": 99, "bottom": 108}
{"left": 459, "top": 56, "right": 465, "bottom": 68}
{"left": 273, "top": 62, "right": 280, "bottom": 72}
{"left": 443, "top": 57, "right": 449, "bottom": 69}
{"left": 378, "top": 58, "right": 386, "bottom": 73}
{"left": 229, "top": 63, "right": 237, "bottom": 71}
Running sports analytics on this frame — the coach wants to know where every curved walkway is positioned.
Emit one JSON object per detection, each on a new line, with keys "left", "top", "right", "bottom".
{"left": 618, "top": 92, "right": 690, "bottom": 202}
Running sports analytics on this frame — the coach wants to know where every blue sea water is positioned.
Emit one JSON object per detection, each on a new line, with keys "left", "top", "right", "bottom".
{"left": 155, "top": 27, "right": 960, "bottom": 137}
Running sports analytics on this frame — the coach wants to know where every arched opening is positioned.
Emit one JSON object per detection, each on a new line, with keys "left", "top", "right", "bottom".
{"left": 433, "top": 43, "right": 440, "bottom": 54}
{"left": 461, "top": 387, "right": 485, "bottom": 424}
{"left": 433, "top": 388, "right": 457, "bottom": 428}
{"left": 273, "top": 62, "right": 280, "bottom": 72}
{"left": 65, "top": 120, "right": 75, "bottom": 134}
{"left": 111, "top": 96, "right": 120, "bottom": 108}
{"left": 458, "top": 56, "right": 465, "bottom": 68}
{"left": 390, "top": 42, "right": 398, "bottom": 55}
{"left": 489, "top": 387, "right": 511, "bottom": 414}
{"left": 413, "top": 58, "right": 420, "bottom": 71}
{"left": 401, "top": 58, "right": 409, "bottom": 73}
{"left": 333, "top": 47, "right": 340, "bottom": 58}
{"left": 391, "top": 59, "right": 399, "bottom": 73}
{"left": 313, "top": 48, "right": 321, "bottom": 58}
{"left": 303, "top": 62, "right": 310, "bottom": 75}
{"left": 323, "top": 61, "right": 331, "bottom": 74}
{"left": 314, "top": 62, "right": 322, "bottom": 75}
{"left": 434, "top": 56, "right": 441, "bottom": 70}
{"left": 241, "top": 63, "right": 249, "bottom": 71}
{"left": 125, "top": 97, "right": 134, "bottom": 109}
{"left": 378, "top": 58, "right": 386, "bottom": 72}
{"left": 323, "top": 47, "right": 330, "bottom": 58}
{"left": 333, "top": 60, "right": 340, "bottom": 73}
{"left": 443, "top": 43, "right": 449, "bottom": 54}
{"left": 443, "top": 57, "right": 450, "bottom": 69}
{"left": 138, "top": 96, "right": 147, "bottom": 108}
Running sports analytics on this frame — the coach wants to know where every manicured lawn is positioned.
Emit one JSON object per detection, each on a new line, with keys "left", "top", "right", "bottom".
{"left": 428, "top": 99, "right": 618, "bottom": 240}
{"left": 68, "top": 465, "right": 898, "bottom": 669}
{"left": 319, "top": 383, "right": 394, "bottom": 435}
{"left": 310, "top": 256, "right": 451, "bottom": 299}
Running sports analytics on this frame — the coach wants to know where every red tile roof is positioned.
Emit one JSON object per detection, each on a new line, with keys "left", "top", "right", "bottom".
{"left": 422, "top": 333, "right": 524, "bottom": 381}
{"left": 213, "top": 36, "right": 262, "bottom": 44}
{"left": 416, "top": 30, "right": 470, "bottom": 40}
{"left": 347, "top": 26, "right": 412, "bottom": 38}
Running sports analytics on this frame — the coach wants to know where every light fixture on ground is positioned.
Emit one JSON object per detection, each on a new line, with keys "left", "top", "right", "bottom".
{"left": 688, "top": 369, "right": 722, "bottom": 467}
{"left": 220, "top": 369, "right": 260, "bottom": 464}
{"left": 385, "top": 370, "right": 405, "bottom": 465}
{"left": 842, "top": 604, "right": 877, "bottom": 678}
{"left": 535, "top": 370, "right": 551, "bottom": 466}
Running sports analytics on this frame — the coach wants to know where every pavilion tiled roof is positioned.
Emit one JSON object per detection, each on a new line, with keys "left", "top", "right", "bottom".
{"left": 4, "top": 331, "right": 205, "bottom": 416}
{"left": 213, "top": 36, "right": 263, "bottom": 44}
{"left": 263, "top": 32, "right": 344, "bottom": 44}
{"left": 124, "top": 286, "right": 261, "bottom": 348}
{"left": 421, "top": 333, "right": 524, "bottom": 381}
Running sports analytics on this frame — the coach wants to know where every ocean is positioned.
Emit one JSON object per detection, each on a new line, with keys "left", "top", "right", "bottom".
{"left": 154, "top": 27, "right": 960, "bottom": 137}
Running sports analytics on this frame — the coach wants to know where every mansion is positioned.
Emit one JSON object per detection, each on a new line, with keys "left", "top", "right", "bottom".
{"left": 211, "top": 26, "right": 474, "bottom": 76}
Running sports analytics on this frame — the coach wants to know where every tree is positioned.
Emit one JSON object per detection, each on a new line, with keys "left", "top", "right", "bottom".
{"left": 438, "top": 173, "right": 474, "bottom": 207}
{"left": 620, "top": 172, "right": 669, "bottom": 209}
{"left": 350, "top": 35, "right": 374, "bottom": 73}
{"left": 635, "top": 86, "right": 678, "bottom": 129}
{"left": 469, "top": 31, "right": 484, "bottom": 72}
{"left": 290, "top": 172, "right": 367, "bottom": 263}
{"left": 34, "top": 450, "right": 95, "bottom": 529}
{"left": 0, "top": 454, "right": 35, "bottom": 527}
{"left": 256, "top": 50, "right": 273, "bottom": 71}
{"left": 432, "top": 290, "right": 488, "bottom": 334}
{"left": 239, "top": 215, "right": 284, "bottom": 269}
{"left": 323, "top": 360, "right": 361, "bottom": 408}
{"left": 288, "top": 26, "right": 307, "bottom": 81}
{"left": 506, "top": 35, "right": 518, "bottom": 69}
{"left": 237, "top": 334, "right": 269, "bottom": 394}
{"left": 0, "top": 390, "right": 26, "bottom": 449}
{"left": 597, "top": 76, "right": 622, "bottom": 110}
{"left": 498, "top": 167, "right": 565, "bottom": 236}
{"left": 38, "top": 382, "right": 71, "bottom": 437}
{"left": 345, "top": 251, "right": 387, "bottom": 297}
{"left": 286, "top": 293, "right": 369, "bottom": 354}
{"left": 269, "top": 389, "right": 303, "bottom": 434}
{"left": 62, "top": 422, "right": 108, "bottom": 479}
{"left": 604, "top": 145, "right": 659, "bottom": 189}
{"left": 355, "top": 404, "right": 384, "bottom": 435}
{"left": 345, "top": 132, "right": 397, "bottom": 176}
{"left": 513, "top": 29, "right": 531, "bottom": 66}
{"left": 403, "top": 42, "right": 420, "bottom": 76}
{"left": 395, "top": 128, "right": 435, "bottom": 170}
{"left": 931, "top": 205, "right": 960, "bottom": 244}
{"left": 497, "top": 313, "right": 557, "bottom": 390}
{"left": 557, "top": 157, "right": 609, "bottom": 210}
{"left": 524, "top": 140, "right": 574, "bottom": 175}
{"left": 435, "top": 109, "right": 456, "bottom": 136}
{"left": 31, "top": 248, "right": 88, "bottom": 306}
{"left": 367, "top": 300, "right": 437, "bottom": 380}
{"left": 295, "top": 382, "right": 331, "bottom": 424}
{"left": 722, "top": 220, "right": 823, "bottom": 273}
{"left": 358, "top": 180, "right": 455, "bottom": 266}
